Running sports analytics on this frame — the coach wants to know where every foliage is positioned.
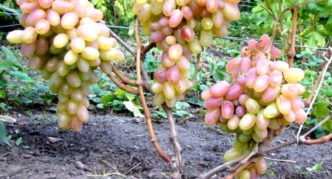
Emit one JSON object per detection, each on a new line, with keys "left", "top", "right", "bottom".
{"left": 252, "top": 0, "right": 332, "bottom": 49}
{"left": 0, "top": 1, "right": 20, "bottom": 25}
{"left": 0, "top": 46, "right": 55, "bottom": 111}
{"left": 89, "top": 73, "right": 143, "bottom": 117}
{"left": 0, "top": 115, "right": 21, "bottom": 147}
{"left": 92, "top": 0, "right": 136, "bottom": 35}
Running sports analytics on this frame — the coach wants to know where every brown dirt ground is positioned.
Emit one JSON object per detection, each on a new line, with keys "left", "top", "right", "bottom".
{"left": 0, "top": 110, "right": 331, "bottom": 179}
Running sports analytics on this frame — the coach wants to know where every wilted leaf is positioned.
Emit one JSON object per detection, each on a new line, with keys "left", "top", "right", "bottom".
{"left": 123, "top": 101, "right": 144, "bottom": 118}
{"left": 0, "top": 115, "right": 17, "bottom": 123}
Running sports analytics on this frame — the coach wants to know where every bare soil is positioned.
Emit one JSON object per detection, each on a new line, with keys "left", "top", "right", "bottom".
{"left": 0, "top": 111, "right": 331, "bottom": 179}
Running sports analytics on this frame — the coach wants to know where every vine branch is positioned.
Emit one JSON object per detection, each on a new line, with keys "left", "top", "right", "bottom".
{"left": 163, "top": 104, "right": 182, "bottom": 179}
{"left": 111, "top": 66, "right": 138, "bottom": 86}
{"left": 105, "top": 71, "right": 138, "bottom": 95}
{"left": 288, "top": 6, "right": 298, "bottom": 67}
{"left": 135, "top": 19, "right": 170, "bottom": 163}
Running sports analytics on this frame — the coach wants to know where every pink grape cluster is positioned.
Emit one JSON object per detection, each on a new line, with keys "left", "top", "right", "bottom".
{"left": 7, "top": 0, "right": 125, "bottom": 132}
{"left": 201, "top": 34, "right": 306, "bottom": 178}
{"left": 134, "top": 0, "right": 241, "bottom": 108}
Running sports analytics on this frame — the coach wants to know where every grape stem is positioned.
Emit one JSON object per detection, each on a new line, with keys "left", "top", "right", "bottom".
{"left": 288, "top": 6, "right": 298, "bottom": 67}
{"left": 135, "top": 19, "right": 171, "bottom": 163}
{"left": 296, "top": 47, "right": 332, "bottom": 144}
{"left": 105, "top": 71, "right": 139, "bottom": 95}
{"left": 109, "top": 29, "right": 136, "bottom": 57}
{"left": 223, "top": 159, "right": 254, "bottom": 179}
{"left": 111, "top": 66, "right": 138, "bottom": 86}
{"left": 192, "top": 53, "right": 201, "bottom": 84}
{"left": 163, "top": 104, "right": 182, "bottom": 179}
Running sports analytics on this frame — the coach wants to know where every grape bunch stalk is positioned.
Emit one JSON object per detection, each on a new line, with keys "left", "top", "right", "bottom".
{"left": 202, "top": 34, "right": 307, "bottom": 178}
{"left": 7, "top": 0, "right": 125, "bottom": 132}
{"left": 134, "top": 0, "right": 241, "bottom": 108}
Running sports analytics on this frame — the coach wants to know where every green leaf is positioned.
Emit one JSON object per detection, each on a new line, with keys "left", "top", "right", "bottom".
{"left": 0, "top": 60, "right": 15, "bottom": 73}
{"left": 176, "top": 101, "right": 190, "bottom": 108}
{"left": 123, "top": 101, "right": 144, "bottom": 117}
{"left": 115, "top": 88, "right": 126, "bottom": 96}
{"left": 174, "top": 110, "right": 189, "bottom": 117}
{"left": 154, "top": 110, "right": 167, "bottom": 119}
{"left": 8, "top": 71, "right": 32, "bottom": 83}
{"left": 312, "top": 101, "right": 331, "bottom": 131}
{"left": 0, "top": 90, "right": 5, "bottom": 99}
{"left": 1, "top": 46, "right": 17, "bottom": 62}
{"left": 144, "top": 52, "right": 160, "bottom": 72}
{"left": 188, "top": 96, "right": 204, "bottom": 107}
{"left": 125, "top": 92, "right": 136, "bottom": 101}
{"left": 15, "top": 137, "right": 22, "bottom": 146}
{"left": 89, "top": 84, "right": 104, "bottom": 96}
{"left": 96, "top": 103, "right": 104, "bottom": 109}
{"left": 100, "top": 93, "right": 116, "bottom": 104}
{"left": 0, "top": 121, "right": 7, "bottom": 141}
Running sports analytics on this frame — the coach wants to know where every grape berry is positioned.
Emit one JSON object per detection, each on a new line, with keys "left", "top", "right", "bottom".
{"left": 7, "top": 0, "right": 125, "bottom": 132}
{"left": 202, "top": 34, "right": 306, "bottom": 178}
{"left": 135, "top": 0, "right": 241, "bottom": 108}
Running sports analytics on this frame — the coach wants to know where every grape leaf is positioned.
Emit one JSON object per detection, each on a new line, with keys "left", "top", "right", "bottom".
{"left": 312, "top": 101, "right": 331, "bottom": 131}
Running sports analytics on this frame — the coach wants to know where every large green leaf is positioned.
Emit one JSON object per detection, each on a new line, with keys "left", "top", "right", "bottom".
{"left": 312, "top": 101, "right": 331, "bottom": 131}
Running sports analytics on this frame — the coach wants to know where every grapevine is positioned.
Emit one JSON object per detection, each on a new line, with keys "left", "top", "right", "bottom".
{"left": 134, "top": 0, "right": 242, "bottom": 108}
{"left": 7, "top": 0, "right": 125, "bottom": 132}
{"left": 202, "top": 34, "right": 307, "bottom": 178}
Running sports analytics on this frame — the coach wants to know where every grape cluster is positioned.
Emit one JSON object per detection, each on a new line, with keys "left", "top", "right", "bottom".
{"left": 202, "top": 34, "right": 306, "bottom": 177}
{"left": 7, "top": 0, "right": 125, "bottom": 132}
{"left": 134, "top": 0, "right": 241, "bottom": 108}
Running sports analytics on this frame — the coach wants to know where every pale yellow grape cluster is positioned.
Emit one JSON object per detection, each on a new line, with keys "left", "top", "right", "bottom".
{"left": 201, "top": 34, "right": 306, "bottom": 178}
{"left": 7, "top": 0, "right": 125, "bottom": 132}
{"left": 134, "top": 0, "right": 241, "bottom": 108}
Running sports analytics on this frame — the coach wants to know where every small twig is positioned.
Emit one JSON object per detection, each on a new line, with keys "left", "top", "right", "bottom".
{"left": 192, "top": 54, "right": 201, "bottom": 84}
{"left": 297, "top": 48, "right": 332, "bottom": 143}
{"left": 259, "top": 5, "right": 275, "bottom": 19}
{"left": 163, "top": 104, "right": 182, "bottom": 179}
{"left": 123, "top": 163, "right": 141, "bottom": 175}
{"left": 109, "top": 29, "right": 136, "bottom": 57}
{"left": 135, "top": 19, "right": 171, "bottom": 163}
{"left": 223, "top": 159, "right": 253, "bottom": 179}
{"left": 111, "top": 66, "right": 138, "bottom": 86}
{"left": 198, "top": 154, "right": 250, "bottom": 179}
{"left": 143, "top": 43, "right": 156, "bottom": 55}
{"left": 140, "top": 61, "right": 152, "bottom": 91}
{"left": 301, "top": 114, "right": 332, "bottom": 140}
{"left": 106, "top": 72, "right": 139, "bottom": 95}
{"left": 264, "top": 157, "right": 297, "bottom": 163}
{"left": 303, "top": 133, "right": 332, "bottom": 145}
{"left": 268, "top": 20, "right": 279, "bottom": 52}
{"left": 0, "top": 152, "right": 9, "bottom": 158}
{"left": 288, "top": 6, "right": 298, "bottom": 67}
